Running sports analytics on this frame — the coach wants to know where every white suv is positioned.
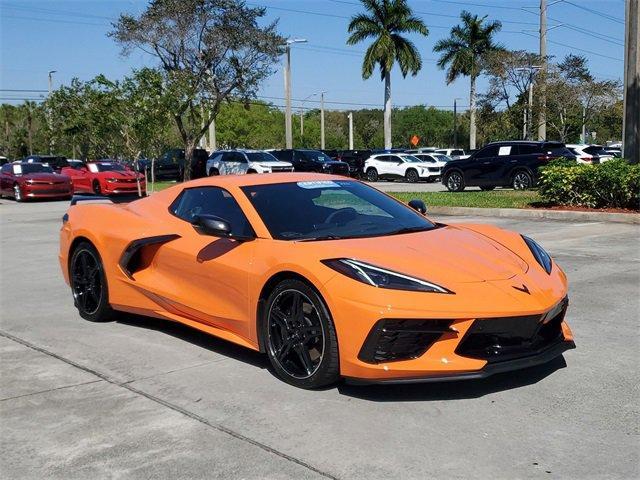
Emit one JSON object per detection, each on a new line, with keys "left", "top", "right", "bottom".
{"left": 206, "top": 150, "right": 293, "bottom": 176}
{"left": 364, "top": 153, "right": 436, "bottom": 183}
{"left": 412, "top": 153, "right": 451, "bottom": 182}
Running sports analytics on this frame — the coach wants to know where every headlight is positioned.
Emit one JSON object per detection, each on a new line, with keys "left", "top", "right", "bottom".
{"left": 322, "top": 258, "right": 453, "bottom": 293}
{"left": 522, "top": 235, "right": 552, "bottom": 274}
{"left": 106, "top": 178, "right": 117, "bottom": 183}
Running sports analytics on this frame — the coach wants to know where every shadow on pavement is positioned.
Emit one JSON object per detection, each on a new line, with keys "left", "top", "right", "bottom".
{"left": 337, "top": 356, "right": 567, "bottom": 402}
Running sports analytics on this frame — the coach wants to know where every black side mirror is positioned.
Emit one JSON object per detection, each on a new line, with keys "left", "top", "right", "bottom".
{"left": 193, "top": 214, "right": 232, "bottom": 237}
{"left": 408, "top": 199, "right": 427, "bottom": 215}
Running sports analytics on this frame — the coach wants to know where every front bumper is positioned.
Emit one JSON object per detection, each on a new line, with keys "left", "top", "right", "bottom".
{"left": 23, "top": 184, "right": 72, "bottom": 198}
{"left": 103, "top": 182, "right": 146, "bottom": 195}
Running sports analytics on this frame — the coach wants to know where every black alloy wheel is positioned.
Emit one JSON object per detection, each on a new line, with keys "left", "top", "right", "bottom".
{"left": 405, "top": 169, "right": 419, "bottom": 183}
{"left": 264, "top": 279, "right": 339, "bottom": 388}
{"left": 366, "top": 168, "right": 378, "bottom": 182}
{"left": 512, "top": 170, "right": 532, "bottom": 190}
{"left": 70, "top": 242, "right": 113, "bottom": 322}
{"left": 445, "top": 171, "right": 465, "bottom": 192}
{"left": 13, "top": 184, "right": 23, "bottom": 202}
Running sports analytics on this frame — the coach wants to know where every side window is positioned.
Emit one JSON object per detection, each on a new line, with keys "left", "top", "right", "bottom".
{"left": 170, "top": 187, "right": 254, "bottom": 237}
{"left": 236, "top": 153, "right": 248, "bottom": 163}
{"left": 497, "top": 145, "right": 514, "bottom": 156}
{"left": 390, "top": 155, "right": 403, "bottom": 163}
{"left": 1, "top": 164, "right": 11, "bottom": 174}
{"left": 475, "top": 146, "right": 499, "bottom": 159}
{"left": 516, "top": 145, "right": 539, "bottom": 156}
{"left": 293, "top": 151, "right": 306, "bottom": 163}
{"left": 452, "top": 150, "right": 464, "bottom": 156}
{"left": 210, "top": 153, "right": 223, "bottom": 163}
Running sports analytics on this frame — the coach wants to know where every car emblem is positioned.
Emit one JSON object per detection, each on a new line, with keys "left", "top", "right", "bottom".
{"left": 512, "top": 284, "right": 530, "bottom": 294}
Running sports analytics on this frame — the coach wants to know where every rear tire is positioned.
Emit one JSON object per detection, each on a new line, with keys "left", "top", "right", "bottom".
{"left": 512, "top": 170, "right": 532, "bottom": 190}
{"left": 445, "top": 171, "right": 465, "bottom": 192}
{"left": 69, "top": 242, "right": 114, "bottom": 322}
{"left": 209, "top": 168, "right": 219, "bottom": 176}
{"left": 262, "top": 279, "right": 339, "bottom": 389}
{"left": 366, "top": 168, "right": 378, "bottom": 182}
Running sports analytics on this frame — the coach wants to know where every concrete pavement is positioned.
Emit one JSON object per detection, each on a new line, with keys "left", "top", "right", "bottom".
{"left": 1, "top": 199, "right": 638, "bottom": 479}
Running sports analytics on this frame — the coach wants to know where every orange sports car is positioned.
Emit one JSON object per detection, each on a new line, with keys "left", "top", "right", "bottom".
{"left": 59, "top": 173, "right": 574, "bottom": 388}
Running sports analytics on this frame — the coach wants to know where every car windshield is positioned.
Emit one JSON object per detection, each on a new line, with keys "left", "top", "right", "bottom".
{"left": 434, "top": 155, "right": 451, "bottom": 162}
{"left": 246, "top": 152, "right": 279, "bottom": 163}
{"left": 88, "top": 162, "right": 126, "bottom": 172}
{"left": 13, "top": 164, "right": 53, "bottom": 174}
{"left": 401, "top": 155, "right": 424, "bottom": 163}
{"left": 241, "top": 180, "right": 436, "bottom": 241}
{"left": 301, "top": 150, "right": 333, "bottom": 163}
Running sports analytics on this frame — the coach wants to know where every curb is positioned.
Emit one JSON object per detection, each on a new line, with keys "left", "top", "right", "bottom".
{"left": 426, "top": 206, "right": 640, "bottom": 224}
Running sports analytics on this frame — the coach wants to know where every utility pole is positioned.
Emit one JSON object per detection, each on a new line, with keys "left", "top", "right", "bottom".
{"left": 47, "top": 70, "right": 56, "bottom": 154}
{"left": 528, "top": 82, "right": 534, "bottom": 140}
{"left": 320, "top": 91, "right": 326, "bottom": 150}
{"left": 523, "top": 109, "right": 527, "bottom": 140}
{"left": 623, "top": 0, "right": 639, "bottom": 163}
{"left": 283, "top": 38, "right": 307, "bottom": 149}
{"left": 347, "top": 112, "right": 354, "bottom": 150}
{"left": 581, "top": 106, "right": 587, "bottom": 144}
{"left": 453, "top": 98, "right": 460, "bottom": 149}
{"left": 538, "top": 0, "right": 547, "bottom": 140}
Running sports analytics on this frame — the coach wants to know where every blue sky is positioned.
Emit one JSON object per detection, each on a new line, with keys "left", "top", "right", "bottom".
{"left": 0, "top": 0, "right": 626, "bottom": 111}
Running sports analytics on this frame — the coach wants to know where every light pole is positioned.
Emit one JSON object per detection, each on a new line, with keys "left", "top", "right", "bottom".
{"left": 347, "top": 112, "right": 354, "bottom": 150}
{"left": 453, "top": 98, "right": 462, "bottom": 149}
{"left": 47, "top": 70, "right": 56, "bottom": 154}
{"left": 284, "top": 38, "right": 307, "bottom": 149}
{"left": 300, "top": 93, "right": 316, "bottom": 140}
{"left": 320, "top": 91, "right": 327, "bottom": 150}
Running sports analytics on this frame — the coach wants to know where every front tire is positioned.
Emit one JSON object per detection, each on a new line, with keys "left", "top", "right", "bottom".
{"left": 69, "top": 242, "right": 113, "bottom": 322}
{"left": 263, "top": 279, "right": 339, "bottom": 389}
{"left": 405, "top": 169, "right": 419, "bottom": 183}
{"left": 92, "top": 180, "right": 102, "bottom": 195}
{"left": 13, "top": 183, "right": 23, "bottom": 202}
{"left": 366, "top": 168, "right": 378, "bottom": 182}
{"left": 445, "top": 171, "right": 465, "bottom": 192}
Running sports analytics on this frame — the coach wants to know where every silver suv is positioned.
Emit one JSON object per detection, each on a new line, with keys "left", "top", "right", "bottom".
{"left": 206, "top": 150, "right": 293, "bottom": 176}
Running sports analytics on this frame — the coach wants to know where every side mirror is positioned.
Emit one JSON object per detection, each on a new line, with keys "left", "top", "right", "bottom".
{"left": 193, "top": 214, "right": 232, "bottom": 237}
{"left": 408, "top": 199, "right": 427, "bottom": 215}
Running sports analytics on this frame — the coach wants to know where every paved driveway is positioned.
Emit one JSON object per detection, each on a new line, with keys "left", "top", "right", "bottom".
{"left": 1, "top": 199, "right": 638, "bottom": 479}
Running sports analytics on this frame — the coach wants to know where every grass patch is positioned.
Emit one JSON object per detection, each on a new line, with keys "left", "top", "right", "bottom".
{"left": 391, "top": 190, "right": 540, "bottom": 209}
{"left": 147, "top": 180, "right": 179, "bottom": 192}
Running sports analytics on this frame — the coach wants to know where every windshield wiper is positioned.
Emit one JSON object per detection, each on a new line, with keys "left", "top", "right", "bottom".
{"left": 385, "top": 226, "right": 431, "bottom": 236}
{"left": 296, "top": 234, "right": 343, "bottom": 242}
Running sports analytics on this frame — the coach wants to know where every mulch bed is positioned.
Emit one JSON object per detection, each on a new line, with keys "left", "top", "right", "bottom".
{"left": 527, "top": 203, "right": 639, "bottom": 214}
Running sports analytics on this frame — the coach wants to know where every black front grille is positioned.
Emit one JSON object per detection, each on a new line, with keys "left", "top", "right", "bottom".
{"left": 456, "top": 297, "right": 568, "bottom": 363}
{"left": 271, "top": 166, "right": 292, "bottom": 172}
{"left": 359, "top": 319, "right": 454, "bottom": 364}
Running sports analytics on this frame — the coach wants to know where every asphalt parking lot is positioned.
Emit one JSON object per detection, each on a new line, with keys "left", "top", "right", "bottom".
{"left": 1, "top": 198, "right": 638, "bottom": 480}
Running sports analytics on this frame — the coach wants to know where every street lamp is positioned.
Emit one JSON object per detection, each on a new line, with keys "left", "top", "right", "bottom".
{"left": 47, "top": 70, "right": 57, "bottom": 154}
{"left": 320, "top": 91, "right": 327, "bottom": 149}
{"left": 284, "top": 38, "right": 307, "bottom": 148}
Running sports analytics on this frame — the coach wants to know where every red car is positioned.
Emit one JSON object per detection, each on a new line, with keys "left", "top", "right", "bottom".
{"left": 61, "top": 161, "right": 146, "bottom": 196}
{"left": 0, "top": 162, "right": 73, "bottom": 202}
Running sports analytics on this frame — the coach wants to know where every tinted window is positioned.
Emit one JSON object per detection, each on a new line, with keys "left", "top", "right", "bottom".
{"left": 516, "top": 145, "right": 540, "bottom": 155}
{"left": 475, "top": 146, "right": 500, "bottom": 158}
{"left": 12, "top": 163, "right": 54, "bottom": 174}
{"left": 543, "top": 143, "right": 569, "bottom": 154}
{"left": 88, "top": 162, "right": 126, "bottom": 172}
{"left": 171, "top": 187, "right": 254, "bottom": 237}
{"left": 415, "top": 154, "right": 435, "bottom": 163}
{"left": 270, "top": 150, "right": 290, "bottom": 162}
{"left": 452, "top": 150, "right": 464, "bottom": 156}
{"left": 246, "top": 152, "right": 279, "bottom": 163}
{"left": 300, "top": 150, "right": 334, "bottom": 163}
{"left": 1, "top": 164, "right": 11, "bottom": 173}
{"left": 583, "top": 146, "right": 605, "bottom": 155}
{"left": 241, "top": 180, "right": 435, "bottom": 241}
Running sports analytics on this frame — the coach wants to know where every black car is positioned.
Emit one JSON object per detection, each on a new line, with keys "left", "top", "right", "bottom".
{"left": 24, "top": 154, "right": 68, "bottom": 170}
{"left": 323, "top": 149, "right": 372, "bottom": 177}
{"left": 139, "top": 148, "right": 209, "bottom": 180}
{"left": 270, "top": 149, "right": 350, "bottom": 175}
{"left": 441, "top": 141, "right": 574, "bottom": 191}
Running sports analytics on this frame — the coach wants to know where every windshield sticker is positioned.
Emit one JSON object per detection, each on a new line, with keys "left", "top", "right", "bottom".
{"left": 297, "top": 181, "right": 340, "bottom": 189}
{"left": 13, "top": 164, "right": 22, "bottom": 174}
{"left": 87, "top": 164, "right": 99, "bottom": 173}
{"left": 498, "top": 146, "right": 512, "bottom": 156}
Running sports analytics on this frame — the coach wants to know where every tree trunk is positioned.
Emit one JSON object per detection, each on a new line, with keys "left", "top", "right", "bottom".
{"left": 384, "top": 71, "right": 392, "bottom": 150}
{"left": 183, "top": 141, "right": 195, "bottom": 182}
{"left": 469, "top": 74, "right": 477, "bottom": 150}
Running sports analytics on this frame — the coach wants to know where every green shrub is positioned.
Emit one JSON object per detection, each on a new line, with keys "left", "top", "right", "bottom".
{"left": 538, "top": 159, "right": 640, "bottom": 210}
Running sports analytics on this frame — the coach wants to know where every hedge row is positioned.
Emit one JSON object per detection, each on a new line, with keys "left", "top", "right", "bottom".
{"left": 538, "top": 159, "right": 640, "bottom": 210}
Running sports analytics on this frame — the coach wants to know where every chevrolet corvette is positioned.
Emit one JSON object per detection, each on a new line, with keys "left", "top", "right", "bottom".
{"left": 59, "top": 173, "right": 574, "bottom": 388}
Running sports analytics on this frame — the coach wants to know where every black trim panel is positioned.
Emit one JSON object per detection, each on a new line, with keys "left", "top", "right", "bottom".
{"left": 119, "top": 234, "right": 181, "bottom": 279}
{"left": 345, "top": 340, "right": 575, "bottom": 385}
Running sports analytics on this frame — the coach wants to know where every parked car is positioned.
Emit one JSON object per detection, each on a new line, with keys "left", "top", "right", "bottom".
{"left": 411, "top": 153, "right": 452, "bottom": 182}
{"left": 206, "top": 150, "right": 293, "bottom": 176}
{"left": 269, "top": 149, "right": 350, "bottom": 175}
{"left": 604, "top": 147, "right": 622, "bottom": 158}
{"left": 434, "top": 148, "right": 469, "bottom": 160}
{"left": 141, "top": 148, "right": 209, "bottom": 180}
{"left": 24, "top": 154, "right": 67, "bottom": 168}
{"left": 566, "top": 144, "right": 610, "bottom": 164}
{"left": 364, "top": 153, "right": 438, "bottom": 183}
{"left": 61, "top": 160, "right": 146, "bottom": 196}
{"left": 323, "top": 149, "right": 372, "bottom": 177}
{"left": 0, "top": 156, "right": 9, "bottom": 165}
{"left": 59, "top": 172, "right": 575, "bottom": 388}
{"left": 404, "top": 147, "right": 438, "bottom": 154}
{"left": 0, "top": 162, "right": 72, "bottom": 202}
{"left": 441, "top": 141, "right": 574, "bottom": 192}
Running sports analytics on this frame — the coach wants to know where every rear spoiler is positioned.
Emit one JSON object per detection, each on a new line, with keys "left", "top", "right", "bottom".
{"left": 70, "top": 194, "right": 144, "bottom": 206}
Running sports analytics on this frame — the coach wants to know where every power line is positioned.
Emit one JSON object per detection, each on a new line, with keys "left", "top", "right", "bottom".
{"left": 561, "top": 0, "right": 624, "bottom": 24}
{"left": 520, "top": 32, "right": 623, "bottom": 62}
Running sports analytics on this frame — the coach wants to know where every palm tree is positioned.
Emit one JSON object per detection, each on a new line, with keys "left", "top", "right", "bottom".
{"left": 434, "top": 10, "right": 502, "bottom": 149}
{"left": 347, "top": 0, "right": 428, "bottom": 149}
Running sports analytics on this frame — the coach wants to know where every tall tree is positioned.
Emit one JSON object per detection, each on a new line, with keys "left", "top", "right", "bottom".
{"left": 434, "top": 10, "right": 502, "bottom": 149}
{"left": 110, "top": 0, "right": 282, "bottom": 180}
{"left": 347, "top": 0, "right": 428, "bottom": 149}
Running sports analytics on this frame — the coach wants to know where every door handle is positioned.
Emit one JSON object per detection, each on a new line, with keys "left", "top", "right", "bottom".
{"left": 482, "top": 161, "right": 491, "bottom": 165}
{"left": 510, "top": 160, "right": 517, "bottom": 163}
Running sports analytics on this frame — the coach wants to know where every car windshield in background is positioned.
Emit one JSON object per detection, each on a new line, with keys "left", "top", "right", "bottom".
{"left": 89, "top": 163, "right": 126, "bottom": 172}
{"left": 13, "top": 164, "right": 54, "bottom": 174}
{"left": 301, "top": 151, "right": 334, "bottom": 163}
{"left": 435, "top": 155, "right": 451, "bottom": 162}
{"left": 67, "top": 161, "right": 85, "bottom": 169}
{"left": 402, "top": 155, "right": 424, "bottom": 163}
{"left": 241, "top": 180, "right": 436, "bottom": 241}
{"left": 246, "top": 152, "right": 279, "bottom": 163}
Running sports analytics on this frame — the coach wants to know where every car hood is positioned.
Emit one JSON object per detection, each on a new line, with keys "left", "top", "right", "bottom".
{"left": 306, "top": 225, "right": 529, "bottom": 284}
{"left": 96, "top": 170, "right": 141, "bottom": 179}
{"left": 255, "top": 161, "right": 292, "bottom": 167}
{"left": 20, "top": 172, "right": 70, "bottom": 182}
